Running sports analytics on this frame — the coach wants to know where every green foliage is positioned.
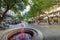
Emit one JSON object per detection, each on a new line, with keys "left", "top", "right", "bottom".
{"left": 27, "top": 0, "right": 60, "bottom": 18}
{"left": 0, "top": 0, "right": 29, "bottom": 13}
{"left": 16, "top": 14, "right": 24, "bottom": 20}
{"left": 0, "top": 0, "right": 60, "bottom": 20}
{"left": 0, "top": 0, "right": 29, "bottom": 21}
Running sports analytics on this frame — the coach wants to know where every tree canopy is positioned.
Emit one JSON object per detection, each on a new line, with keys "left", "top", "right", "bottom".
{"left": 26, "top": 0, "right": 60, "bottom": 18}
{"left": 0, "top": 0, "right": 29, "bottom": 23}
{"left": 0, "top": 0, "right": 29, "bottom": 13}
{"left": 0, "top": 0, "right": 60, "bottom": 22}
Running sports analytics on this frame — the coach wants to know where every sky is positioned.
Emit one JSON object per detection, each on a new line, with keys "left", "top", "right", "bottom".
{"left": 20, "top": 0, "right": 33, "bottom": 16}
{"left": 20, "top": 5, "right": 30, "bottom": 16}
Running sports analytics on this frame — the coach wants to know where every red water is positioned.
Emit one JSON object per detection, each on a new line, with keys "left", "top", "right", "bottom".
{"left": 20, "top": 24, "right": 25, "bottom": 39}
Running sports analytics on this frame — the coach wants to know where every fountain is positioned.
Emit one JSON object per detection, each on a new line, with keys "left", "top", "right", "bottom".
{"left": 10, "top": 24, "right": 32, "bottom": 40}
{"left": 1, "top": 27, "right": 43, "bottom": 40}
{"left": 1, "top": 23, "right": 43, "bottom": 40}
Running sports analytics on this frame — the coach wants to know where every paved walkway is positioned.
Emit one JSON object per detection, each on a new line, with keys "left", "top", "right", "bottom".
{"left": 34, "top": 22, "right": 60, "bottom": 27}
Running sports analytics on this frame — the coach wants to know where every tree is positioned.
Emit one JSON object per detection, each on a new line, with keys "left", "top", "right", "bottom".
{"left": 16, "top": 14, "right": 24, "bottom": 20}
{"left": 27, "top": 0, "right": 60, "bottom": 18}
{"left": 0, "top": 0, "right": 29, "bottom": 23}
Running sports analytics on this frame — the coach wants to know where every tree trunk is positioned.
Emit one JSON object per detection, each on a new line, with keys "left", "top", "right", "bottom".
{"left": 0, "top": 15, "right": 3, "bottom": 24}
{"left": 0, "top": 9, "right": 9, "bottom": 24}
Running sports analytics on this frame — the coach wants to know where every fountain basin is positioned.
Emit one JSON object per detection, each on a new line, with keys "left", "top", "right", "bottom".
{"left": 1, "top": 28, "right": 43, "bottom": 40}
